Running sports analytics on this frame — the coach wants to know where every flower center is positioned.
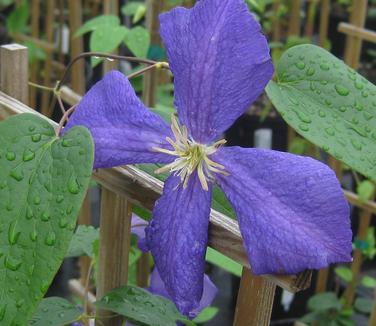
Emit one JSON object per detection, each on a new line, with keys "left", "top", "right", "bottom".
{"left": 153, "top": 115, "right": 228, "bottom": 191}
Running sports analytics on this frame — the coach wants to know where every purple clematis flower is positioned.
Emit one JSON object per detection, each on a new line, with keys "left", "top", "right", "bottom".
{"left": 130, "top": 215, "right": 218, "bottom": 319}
{"left": 65, "top": 0, "right": 352, "bottom": 316}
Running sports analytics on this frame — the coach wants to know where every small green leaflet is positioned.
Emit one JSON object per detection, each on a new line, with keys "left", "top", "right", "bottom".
{"left": 361, "top": 276, "right": 376, "bottom": 288}
{"left": 334, "top": 266, "right": 353, "bottom": 283}
{"left": 205, "top": 247, "right": 241, "bottom": 277}
{"left": 29, "top": 297, "right": 81, "bottom": 326}
{"left": 121, "top": 2, "right": 147, "bottom": 23}
{"left": 66, "top": 225, "right": 99, "bottom": 257}
{"left": 124, "top": 26, "right": 151, "bottom": 58}
{"left": 354, "top": 298, "right": 374, "bottom": 314}
{"left": 94, "top": 285, "right": 194, "bottom": 326}
{"left": 6, "top": 0, "right": 29, "bottom": 34}
{"left": 193, "top": 306, "right": 218, "bottom": 324}
{"left": 356, "top": 180, "right": 375, "bottom": 203}
{"left": 74, "top": 15, "right": 120, "bottom": 38}
{"left": 266, "top": 44, "right": 376, "bottom": 181}
{"left": 90, "top": 25, "right": 128, "bottom": 67}
{"left": 0, "top": 113, "right": 94, "bottom": 325}
{"left": 307, "top": 292, "right": 342, "bottom": 311}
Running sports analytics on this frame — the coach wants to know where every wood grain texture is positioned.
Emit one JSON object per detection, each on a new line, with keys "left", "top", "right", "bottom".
{"left": 339, "top": 23, "right": 376, "bottom": 45}
{"left": 0, "top": 91, "right": 312, "bottom": 293}
{"left": 319, "top": 0, "right": 330, "bottom": 47}
{"left": 288, "top": 0, "right": 301, "bottom": 36}
{"left": 96, "top": 188, "right": 132, "bottom": 326}
{"left": 0, "top": 44, "right": 28, "bottom": 104}
{"left": 29, "top": 0, "right": 40, "bottom": 108}
{"left": 233, "top": 268, "right": 276, "bottom": 326}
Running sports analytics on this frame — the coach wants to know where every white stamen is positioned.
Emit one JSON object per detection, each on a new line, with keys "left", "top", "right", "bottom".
{"left": 153, "top": 115, "right": 228, "bottom": 191}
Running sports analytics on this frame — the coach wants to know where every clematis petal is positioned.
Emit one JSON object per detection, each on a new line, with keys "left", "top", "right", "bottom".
{"left": 130, "top": 214, "right": 149, "bottom": 252}
{"left": 64, "top": 71, "right": 174, "bottom": 168}
{"left": 213, "top": 146, "right": 352, "bottom": 275}
{"left": 146, "top": 172, "right": 212, "bottom": 315}
{"left": 159, "top": 0, "right": 273, "bottom": 143}
{"left": 149, "top": 268, "right": 218, "bottom": 319}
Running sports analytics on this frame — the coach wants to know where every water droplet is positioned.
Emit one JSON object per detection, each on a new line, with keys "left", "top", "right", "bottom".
{"left": 325, "top": 127, "right": 335, "bottom": 136}
{"left": 26, "top": 207, "right": 33, "bottom": 220}
{"left": 364, "top": 111, "right": 374, "bottom": 121}
{"left": 339, "top": 106, "right": 347, "bottom": 112}
{"left": 68, "top": 178, "right": 80, "bottom": 194}
{"left": 23, "top": 149, "right": 35, "bottom": 162}
{"left": 6, "top": 203, "right": 13, "bottom": 211}
{"left": 31, "top": 134, "right": 41, "bottom": 142}
{"left": 15, "top": 299, "right": 24, "bottom": 309}
{"left": 334, "top": 85, "right": 349, "bottom": 96}
{"left": 295, "top": 61, "right": 305, "bottom": 70}
{"left": 4, "top": 256, "right": 22, "bottom": 271}
{"left": 28, "top": 126, "right": 35, "bottom": 132}
{"left": 8, "top": 221, "right": 20, "bottom": 245}
{"left": 6, "top": 152, "right": 16, "bottom": 161}
{"left": 334, "top": 152, "right": 343, "bottom": 159}
{"left": 349, "top": 125, "right": 367, "bottom": 137}
{"left": 306, "top": 67, "right": 315, "bottom": 76}
{"left": 293, "top": 109, "right": 311, "bottom": 123}
{"left": 56, "top": 195, "right": 64, "bottom": 203}
{"left": 40, "top": 280, "right": 50, "bottom": 293}
{"left": 322, "top": 145, "right": 330, "bottom": 152}
{"left": 351, "top": 139, "right": 362, "bottom": 151}
{"left": 354, "top": 102, "right": 364, "bottom": 111}
{"left": 34, "top": 196, "right": 41, "bottom": 205}
{"left": 318, "top": 110, "right": 326, "bottom": 118}
{"left": 59, "top": 218, "right": 68, "bottom": 228}
{"left": 66, "top": 206, "right": 73, "bottom": 214}
{"left": 41, "top": 212, "right": 50, "bottom": 222}
{"left": 354, "top": 81, "right": 363, "bottom": 90}
{"left": 352, "top": 117, "right": 359, "bottom": 125}
{"left": 298, "top": 124, "right": 309, "bottom": 132}
{"left": 320, "top": 80, "right": 328, "bottom": 85}
{"left": 62, "top": 138, "right": 74, "bottom": 147}
{"left": 45, "top": 231, "right": 56, "bottom": 246}
{"left": 10, "top": 169, "right": 24, "bottom": 182}
{"left": 0, "top": 180, "right": 6, "bottom": 189}
{"left": 28, "top": 264, "right": 35, "bottom": 276}
{"left": 30, "top": 230, "right": 38, "bottom": 242}
{"left": 320, "top": 62, "right": 330, "bottom": 70}
{"left": 0, "top": 305, "right": 6, "bottom": 321}
{"left": 324, "top": 99, "right": 332, "bottom": 107}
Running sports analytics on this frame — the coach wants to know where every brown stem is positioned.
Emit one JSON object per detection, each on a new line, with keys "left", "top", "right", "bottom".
{"left": 56, "top": 105, "right": 76, "bottom": 136}
{"left": 57, "top": 52, "right": 159, "bottom": 91}
{"left": 127, "top": 62, "right": 169, "bottom": 80}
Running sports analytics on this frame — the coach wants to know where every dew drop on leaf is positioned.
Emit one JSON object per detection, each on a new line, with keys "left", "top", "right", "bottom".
{"left": 6, "top": 152, "right": 16, "bottom": 161}
{"left": 26, "top": 207, "right": 33, "bottom": 220}
{"left": 325, "top": 127, "right": 335, "bottom": 136}
{"left": 306, "top": 67, "right": 315, "bottom": 76}
{"left": 299, "top": 124, "right": 309, "bottom": 132}
{"left": 9, "top": 169, "right": 24, "bottom": 182}
{"left": 67, "top": 178, "right": 80, "bottom": 194}
{"left": 41, "top": 212, "right": 50, "bottom": 222}
{"left": 320, "top": 62, "right": 330, "bottom": 70}
{"left": 295, "top": 61, "right": 305, "bottom": 70}
{"left": 334, "top": 84, "right": 350, "bottom": 96}
{"left": 351, "top": 139, "right": 362, "bottom": 151}
{"left": 0, "top": 305, "right": 6, "bottom": 321}
{"left": 31, "top": 134, "right": 41, "bottom": 142}
{"left": 23, "top": 149, "right": 35, "bottom": 162}
{"left": 45, "top": 232, "right": 56, "bottom": 246}
{"left": 58, "top": 218, "right": 68, "bottom": 228}
{"left": 56, "top": 195, "right": 64, "bottom": 203}
{"left": 30, "top": 230, "right": 38, "bottom": 242}
{"left": 33, "top": 196, "right": 41, "bottom": 205}
{"left": 4, "top": 256, "right": 22, "bottom": 271}
{"left": 8, "top": 221, "right": 21, "bottom": 245}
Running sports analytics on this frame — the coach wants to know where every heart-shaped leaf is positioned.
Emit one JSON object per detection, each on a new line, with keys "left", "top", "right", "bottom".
{"left": 95, "top": 285, "right": 194, "bottom": 326}
{"left": 66, "top": 225, "right": 99, "bottom": 258}
{"left": 124, "top": 26, "right": 150, "bottom": 58}
{"left": 90, "top": 25, "right": 128, "bottom": 67}
{"left": 29, "top": 297, "right": 81, "bottom": 326}
{"left": 74, "top": 15, "right": 120, "bottom": 38}
{"left": 266, "top": 44, "right": 376, "bottom": 181}
{"left": 0, "top": 113, "right": 93, "bottom": 324}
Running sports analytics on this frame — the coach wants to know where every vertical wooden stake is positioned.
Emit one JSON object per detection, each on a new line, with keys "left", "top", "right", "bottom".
{"left": 344, "top": 0, "right": 368, "bottom": 69}
{"left": 233, "top": 268, "right": 276, "bottom": 326}
{"left": 272, "top": 0, "right": 281, "bottom": 42}
{"left": 288, "top": 0, "right": 301, "bottom": 36}
{"left": 96, "top": 188, "right": 132, "bottom": 326}
{"left": 102, "top": 0, "right": 119, "bottom": 73}
{"left": 29, "top": 0, "right": 40, "bottom": 108}
{"left": 78, "top": 193, "right": 92, "bottom": 286}
{"left": 369, "top": 288, "right": 376, "bottom": 326}
{"left": 41, "top": 0, "right": 55, "bottom": 117}
{"left": 304, "top": 0, "right": 318, "bottom": 39}
{"left": 68, "top": 0, "right": 85, "bottom": 95}
{"left": 319, "top": 0, "right": 330, "bottom": 47}
{"left": 0, "top": 44, "right": 29, "bottom": 105}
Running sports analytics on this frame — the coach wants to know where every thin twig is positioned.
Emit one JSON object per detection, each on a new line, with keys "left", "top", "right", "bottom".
{"left": 56, "top": 94, "right": 66, "bottom": 115}
{"left": 28, "top": 81, "right": 55, "bottom": 92}
{"left": 57, "top": 52, "right": 160, "bottom": 91}
{"left": 84, "top": 261, "right": 95, "bottom": 325}
{"left": 127, "top": 62, "right": 169, "bottom": 80}
{"left": 56, "top": 105, "right": 76, "bottom": 136}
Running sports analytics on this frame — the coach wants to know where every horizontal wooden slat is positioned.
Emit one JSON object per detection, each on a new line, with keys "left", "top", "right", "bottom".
{"left": 338, "top": 22, "right": 376, "bottom": 44}
{"left": 0, "top": 90, "right": 313, "bottom": 292}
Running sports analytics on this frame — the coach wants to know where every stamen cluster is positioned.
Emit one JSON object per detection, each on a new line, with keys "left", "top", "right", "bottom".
{"left": 153, "top": 115, "right": 228, "bottom": 191}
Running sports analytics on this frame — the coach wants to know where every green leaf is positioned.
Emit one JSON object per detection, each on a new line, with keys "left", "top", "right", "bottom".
{"left": 124, "top": 26, "right": 151, "bottom": 58}
{"left": 206, "top": 247, "right": 242, "bottom": 277}
{"left": 288, "top": 137, "right": 309, "bottom": 155}
{"left": 90, "top": 25, "right": 128, "bottom": 67}
{"left": 193, "top": 306, "right": 218, "bottom": 323}
{"left": 354, "top": 297, "right": 374, "bottom": 314}
{"left": 357, "top": 180, "right": 375, "bottom": 203}
{"left": 361, "top": 276, "right": 376, "bottom": 288}
{"left": 334, "top": 266, "right": 353, "bottom": 282}
{"left": 121, "top": 1, "right": 144, "bottom": 16}
{"left": 6, "top": 0, "right": 29, "bottom": 34}
{"left": 24, "top": 40, "right": 46, "bottom": 64}
{"left": 266, "top": 44, "right": 376, "bottom": 181}
{"left": 307, "top": 292, "right": 342, "bottom": 312}
{"left": 66, "top": 225, "right": 99, "bottom": 257}
{"left": 0, "top": 113, "right": 94, "bottom": 324}
{"left": 74, "top": 15, "right": 120, "bottom": 37}
{"left": 94, "top": 285, "right": 194, "bottom": 326}
{"left": 29, "top": 297, "right": 81, "bottom": 326}
{"left": 133, "top": 5, "right": 147, "bottom": 24}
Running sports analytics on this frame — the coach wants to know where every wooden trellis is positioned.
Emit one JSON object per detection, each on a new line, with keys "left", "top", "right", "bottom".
{"left": 0, "top": 43, "right": 312, "bottom": 326}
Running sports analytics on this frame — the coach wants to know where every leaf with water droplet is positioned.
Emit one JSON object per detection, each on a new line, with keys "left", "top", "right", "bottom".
{"left": 94, "top": 285, "right": 194, "bottom": 326}
{"left": 0, "top": 113, "right": 93, "bottom": 325}
{"left": 29, "top": 297, "right": 81, "bottom": 326}
{"left": 266, "top": 44, "right": 376, "bottom": 180}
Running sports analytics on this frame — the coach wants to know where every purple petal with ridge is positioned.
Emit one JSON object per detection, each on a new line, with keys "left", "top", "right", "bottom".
{"left": 64, "top": 71, "right": 174, "bottom": 168}
{"left": 149, "top": 268, "right": 218, "bottom": 319}
{"left": 145, "top": 172, "right": 212, "bottom": 315}
{"left": 159, "top": 0, "right": 273, "bottom": 143}
{"left": 213, "top": 146, "right": 352, "bottom": 275}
